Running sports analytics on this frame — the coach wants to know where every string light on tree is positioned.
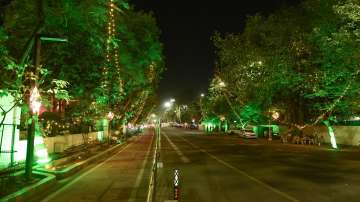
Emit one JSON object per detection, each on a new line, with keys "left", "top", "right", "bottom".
{"left": 102, "top": 0, "right": 123, "bottom": 97}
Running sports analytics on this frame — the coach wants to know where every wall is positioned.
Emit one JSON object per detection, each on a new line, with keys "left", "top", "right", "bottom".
{"left": 303, "top": 126, "right": 360, "bottom": 146}
{"left": 0, "top": 94, "right": 22, "bottom": 169}
{"left": 43, "top": 131, "right": 105, "bottom": 153}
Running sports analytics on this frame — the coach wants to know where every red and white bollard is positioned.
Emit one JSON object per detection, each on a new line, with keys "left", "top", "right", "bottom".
{"left": 174, "top": 169, "right": 180, "bottom": 201}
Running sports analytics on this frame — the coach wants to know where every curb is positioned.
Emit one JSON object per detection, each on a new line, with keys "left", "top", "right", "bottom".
{"left": 35, "top": 137, "right": 135, "bottom": 179}
{"left": 0, "top": 171, "right": 56, "bottom": 202}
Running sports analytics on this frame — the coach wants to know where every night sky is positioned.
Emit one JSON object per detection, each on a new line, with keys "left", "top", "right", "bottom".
{"left": 131, "top": 0, "right": 300, "bottom": 104}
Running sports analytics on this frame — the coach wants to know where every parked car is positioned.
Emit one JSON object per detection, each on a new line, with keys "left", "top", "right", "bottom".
{"left": 227, "top": 129, "right": 242, "bottom": 135}
{"left": 240, "top": 129, "right": 257, "bottom": 139}
{"left": 190, "top": 123, "right": 198, "bottom": 129}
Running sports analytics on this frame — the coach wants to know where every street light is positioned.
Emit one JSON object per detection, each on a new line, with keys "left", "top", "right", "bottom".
{"left": 219, "top": 81, "right": 226, "bottom": 87}
{"left": 164, "top": 101, "right": 172, "bottom": 109}
{"left": 30, "top": 86, "right": 41, "bottom": 115}
{"left": 107, "top": 111, "right": 114, "bottom": 144}
{"left": 272, "top": 111, "right": 280, "bottom": 120}
{"left": 25, "top": 86, "right": 42, "bottom": 180}
{"left": 201, "top": 93, "right": 205, "bottom": 97}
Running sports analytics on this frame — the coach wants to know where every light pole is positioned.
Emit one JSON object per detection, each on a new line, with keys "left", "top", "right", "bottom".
{"left": 25, "top": 86, "right": 41, "bottom": 180}
{"left": 163, "top": 98, "right": 175, "bottom": 122}
{"left": 199, "top": 93, "right": 205, "bottom": 121}
{"left": 107, "top": 111, "right": 114, "bottom": 144}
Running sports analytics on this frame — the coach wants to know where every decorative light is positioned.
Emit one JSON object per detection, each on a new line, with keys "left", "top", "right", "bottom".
{"left": 102, "top": 0, "right": 123, "bottom": 95}
{"left": 107, "top": 111, "right": 114, "bottom": 121}
{"left": 30, "top": 86, "right": 41, "bottom": 115}
{"left": 272, "top": 111, "right": 280, "bottom": 120}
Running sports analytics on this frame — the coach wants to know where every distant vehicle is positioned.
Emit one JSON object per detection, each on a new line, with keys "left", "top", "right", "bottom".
{"left": 227, "top": 129, "right": 241, "bottom": 135}
{"left": 240, "top": 129, "right": 257, "bottom": 139}
{"left": 190, "top": 123, "right": 198, "bottom": 129}
{"left": 228, "top": 126, "right": 257, "bottom": 139}
{"left": 173, "top": 123, "right": 182, "bottom": 128}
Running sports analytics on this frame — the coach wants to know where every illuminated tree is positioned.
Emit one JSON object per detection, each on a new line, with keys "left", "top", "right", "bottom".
{"left": 211, "top": 0, "right": 360, "bottom": 147}
{"left": 1, "top": 0, "right": 164, "bottom": 130}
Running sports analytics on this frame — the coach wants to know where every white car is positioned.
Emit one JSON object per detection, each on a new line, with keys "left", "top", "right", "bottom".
{"left": 240, "top": 129, "right": 257, "bottom": 139}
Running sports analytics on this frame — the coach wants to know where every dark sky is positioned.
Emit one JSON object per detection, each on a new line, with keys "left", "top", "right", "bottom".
{"left": 131, "top": 0, "right": 300, "bottom": 104}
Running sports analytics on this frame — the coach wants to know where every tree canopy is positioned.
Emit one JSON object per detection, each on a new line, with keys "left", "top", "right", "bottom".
{"left": 209, "top": 0, "right": 360, "bottom": 130}
{"left": 0, "top": 0, "right": 164, "bottom": 127}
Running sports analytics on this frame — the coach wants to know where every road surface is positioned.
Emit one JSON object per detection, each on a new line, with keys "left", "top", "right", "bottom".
{"left": 37, "top": 127, "right": 360, "bottom": 202}
{"left": 156, "top": 127, "right": 360, "bottom": 202}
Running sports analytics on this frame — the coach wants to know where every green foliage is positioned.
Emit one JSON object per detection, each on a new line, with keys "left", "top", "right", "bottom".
{"left": 240, "top": 103, "right": 264, "bottom": 125}
{"left": 210, "top": 0, "right": 360, "bottom": 127}
{"left": 1, "top": 0, "right": 164, "bottom": 126}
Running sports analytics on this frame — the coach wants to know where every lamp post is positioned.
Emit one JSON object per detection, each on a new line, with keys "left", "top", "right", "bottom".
{"left": 199, "top": 93, "right": 205, "bottom": 121}
{"left": 163, "top": 98, "right": 175, "bottom": 122}
{"left": 25, "top": 86, "right": 41, "bottom": 180}
{"left": 107, "top": 111, "right": 114, "bottom": 144}
{"left": 164, "top": 101, "right": 172, "bottom": 109}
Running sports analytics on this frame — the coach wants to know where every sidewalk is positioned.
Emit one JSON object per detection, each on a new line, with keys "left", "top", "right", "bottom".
{"left": 40, "top": 129, "right": 154, "bottom": 202}
{"left": 194, "top": 130, "right": 360, "bottom": 153}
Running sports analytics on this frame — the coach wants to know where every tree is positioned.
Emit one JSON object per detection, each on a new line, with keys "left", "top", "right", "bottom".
{"left": 1, "top": 0, "right": 164, "bottom": 140}
{"left": 210, "top": 0, "right": 360, "bottom": 147}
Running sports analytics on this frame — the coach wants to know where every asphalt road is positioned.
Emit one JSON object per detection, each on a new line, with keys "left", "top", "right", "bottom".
{"left": 39, "top": 130, "right": 154, "bottom": 202}
{"left": 156, "top": 127, "right": 360, "bottom": 202}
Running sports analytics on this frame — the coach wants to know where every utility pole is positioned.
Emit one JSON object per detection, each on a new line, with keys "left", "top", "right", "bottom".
{"left": 25, "top": 33, "right": 41, "bottom": 180}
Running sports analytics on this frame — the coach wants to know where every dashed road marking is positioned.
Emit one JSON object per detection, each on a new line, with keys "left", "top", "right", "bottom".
{"left": 177, "top": 135, "right": 300, "bottom": 202}
{"left": 163, "top": 132, "right": 190, "bottom": 163}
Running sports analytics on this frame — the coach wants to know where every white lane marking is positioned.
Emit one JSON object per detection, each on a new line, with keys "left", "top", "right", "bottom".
{"left": 41, "top": 142, "right": 134, "bottom": 202}
{"left": 163, "top": 132, "right": 190, "bottom": 163}
{"left": 128, "top": 132, "right": 155, "bottom": 202}
{"left": 177, "top": 135, "right": 300, "bottom": 202}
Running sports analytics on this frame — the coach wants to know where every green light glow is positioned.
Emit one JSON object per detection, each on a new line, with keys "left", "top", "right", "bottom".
{"left": 223, "top": 121, "right": 228, "bottom": 132}
{"left": 97, "top": 131, "right": 104, "bottom": 141}
{"left": 34, "top": 123, "right": 51, "bottom": 165}
{"left": 328, "top": 127, "right": 338, "bottom": 149}
{"left": 0, "top": 94, "right": 24, "bottom": 169}
{"left": 323, "top": 120, "right": 337, "bottom": 149}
